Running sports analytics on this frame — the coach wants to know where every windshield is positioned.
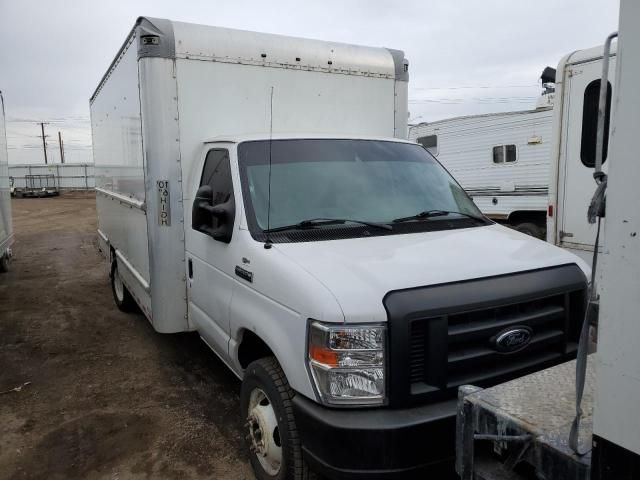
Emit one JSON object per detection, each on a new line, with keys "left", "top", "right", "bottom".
{"left": 238, "top": 139, "right": 486, "bottom": 241}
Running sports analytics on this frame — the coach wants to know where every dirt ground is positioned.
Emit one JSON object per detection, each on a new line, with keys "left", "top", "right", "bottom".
{"left": 0, "top": 192, "right": 254, "bottom": 480}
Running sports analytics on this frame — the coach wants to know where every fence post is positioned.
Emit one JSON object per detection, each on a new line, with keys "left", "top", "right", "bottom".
{"left": 84, "top": 165, "right": 88, "bottom": 189}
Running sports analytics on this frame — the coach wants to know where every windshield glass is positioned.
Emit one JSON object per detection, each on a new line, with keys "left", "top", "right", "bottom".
{"left": 238, "top": 139, "right": 485, "bottom": 239}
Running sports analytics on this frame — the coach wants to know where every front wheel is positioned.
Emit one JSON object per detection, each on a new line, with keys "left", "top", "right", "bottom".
{"left": 241, "top": 357, "right": 309, "bottom": 480}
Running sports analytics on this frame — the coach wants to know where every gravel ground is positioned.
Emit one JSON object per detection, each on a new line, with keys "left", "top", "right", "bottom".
{"left": 0, "top": 192, "right": 460, "bottom": 480}
{"left": 0, "top": 192, "right": 254, "bottom": 480}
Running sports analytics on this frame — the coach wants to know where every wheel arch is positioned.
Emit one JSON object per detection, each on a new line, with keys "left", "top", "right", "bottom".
{"left": 237, "top": 329, "right": 277, "bottom": 369}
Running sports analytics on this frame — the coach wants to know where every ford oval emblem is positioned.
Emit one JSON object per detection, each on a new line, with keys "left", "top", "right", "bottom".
{"left": 494, "top": 326, "right": 532, "bottom": 353}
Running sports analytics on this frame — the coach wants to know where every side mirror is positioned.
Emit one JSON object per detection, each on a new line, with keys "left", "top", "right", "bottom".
{"left": 191, "top": 185, "right": 235, "bottom": 243}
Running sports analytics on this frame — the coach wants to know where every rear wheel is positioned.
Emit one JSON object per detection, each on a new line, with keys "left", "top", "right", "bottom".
{"left": 241, "top": 357, "right": 309, "bottom": 480}
{"left": 0, "top": 254, "right": 9, "bottom": 273}
{"left": 111, "top": 260, "right": 136, "bottom": 312}
{"left": 513, "top": 222, "right": 544, "bottom": 240}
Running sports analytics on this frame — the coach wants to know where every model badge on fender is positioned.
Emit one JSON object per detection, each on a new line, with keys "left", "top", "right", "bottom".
{"left": 494, "top": 327, "right": 532, "bottom": 353}
{"left": 235, "top": 266, "right": 253, "bottom": 283}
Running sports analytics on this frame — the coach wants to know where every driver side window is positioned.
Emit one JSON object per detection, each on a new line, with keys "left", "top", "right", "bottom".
{"left": 199, "top": 149, "right": 233, "bottom": 229}
{"left": 192, "top": 149, "right": 235, "bottom": 243}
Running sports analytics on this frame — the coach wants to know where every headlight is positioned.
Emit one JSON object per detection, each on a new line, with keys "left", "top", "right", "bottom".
{"left": 307, "top": 320, "right": 386, "bottom": 406}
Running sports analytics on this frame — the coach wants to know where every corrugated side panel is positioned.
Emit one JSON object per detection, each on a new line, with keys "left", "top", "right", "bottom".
{"left": 90, "top": 33, "right": 152, "bottom": 317}
{"left": 409, "top": 109, "right": 553, "bottom": 215}
{"left": 91, "top": 35, "right": 145, "bottom": 202}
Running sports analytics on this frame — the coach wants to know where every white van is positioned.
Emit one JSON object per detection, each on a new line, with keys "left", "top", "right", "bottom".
{"left": 0, "top": 91, "right": 13, "bottom": 272}
{"left": 92, "top": 17, "right": 590, "bottom": 479}
{"left": 547, "top": 46, "right": 616, "bottom": 262}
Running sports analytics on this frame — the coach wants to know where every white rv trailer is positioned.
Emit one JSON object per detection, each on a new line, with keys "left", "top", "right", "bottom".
{"left": 0, "top": 91, "right": 13, "bottom": 272}
{"left": 547, "top": 46, "right": 616, "bottom": 262}
{"left": 409, "top": 101, "right": 553, "bottom": 238}
{"left": 92, "top": 17, "right": 589, "bottom": 479}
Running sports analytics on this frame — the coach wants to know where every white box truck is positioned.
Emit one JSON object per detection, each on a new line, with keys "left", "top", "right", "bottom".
{"left": 0, "top": 90, "right": 13, "bottom": 272}
{"left": 409, "top": 101, "right": 553, "bottom": 239}
{"left": 92, "top": 17, "right": 591, "bottom": 479}
{"left": 547, "top": 46, "right": 616, "bottom": 262}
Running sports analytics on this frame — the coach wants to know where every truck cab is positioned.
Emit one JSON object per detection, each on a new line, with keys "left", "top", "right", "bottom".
{"left": 180, "top": 133, "right": 590, "bottom": 478}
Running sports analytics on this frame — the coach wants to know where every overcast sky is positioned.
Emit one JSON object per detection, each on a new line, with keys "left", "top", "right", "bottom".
{"left": 0, "top": 0, "right": 619, "bottom": 164}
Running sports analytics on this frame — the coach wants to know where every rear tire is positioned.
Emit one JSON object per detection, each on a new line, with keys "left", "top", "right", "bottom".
{"left": 241, "top": 357, "right": 309, "bottom": 480}
{"left": 0, "top": 254, "right": 9, "bottom": 273}
{"left": 111, "top": 260, "right": 137, "bottom": 312}
{"left": 513, "top": 222, "right": 544, "bottom": 240}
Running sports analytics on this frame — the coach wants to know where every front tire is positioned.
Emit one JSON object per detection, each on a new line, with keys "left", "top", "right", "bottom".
{"left": 110, "top": 260, "right": 136, "bottom": 312}
{"left": 241, "top": 357, "right": 308, "bottom": 480}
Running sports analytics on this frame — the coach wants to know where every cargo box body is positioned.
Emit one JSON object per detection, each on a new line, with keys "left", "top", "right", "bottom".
{"left": 0, "top": 91, "right": 13, "bottom": 266}
{"left": 91, "top": 17, "right": 409, "bottom": 333}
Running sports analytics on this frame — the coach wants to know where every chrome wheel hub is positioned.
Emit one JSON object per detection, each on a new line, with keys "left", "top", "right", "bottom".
{"left": 113, "top": 268, "right": 124, "bottom": 302}
{"left": 246, "top": 388, "right": 282, "bottom": 475}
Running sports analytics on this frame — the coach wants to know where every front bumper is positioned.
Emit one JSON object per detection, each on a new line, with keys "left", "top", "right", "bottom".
{"left": 292, "top": 394, "right": 457, "bottom": 479}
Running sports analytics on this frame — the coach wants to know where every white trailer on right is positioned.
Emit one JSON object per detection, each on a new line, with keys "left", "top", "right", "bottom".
{"left": 547, "top": 44, "right": 616, "bottom": 263}
{"left": 409, "top": 103, "right": 553, "bottom": 239}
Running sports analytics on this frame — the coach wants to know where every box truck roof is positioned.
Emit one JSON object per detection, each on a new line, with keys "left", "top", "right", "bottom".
{"left": 203, "top": 133, "right": 417, "bottom": 145}
{"left": 91, "top": 16, "right": 408, "bottom": 103}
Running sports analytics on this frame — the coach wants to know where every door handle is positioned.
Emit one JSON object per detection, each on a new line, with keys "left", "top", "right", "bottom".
{"left": 188, "top": 258, "right": 193, "bottom": 279}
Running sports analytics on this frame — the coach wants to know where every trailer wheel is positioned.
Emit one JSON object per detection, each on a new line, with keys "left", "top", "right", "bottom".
{"left": 514, "top": 222, "right": 544, "bottom": 240}
{"left": 0, "top": 254, "right": 9, "bottom": 273}
{"left": 241, "top": 357, "right": 309, "bottom": 480}
{"left": 111, "top": 260, "right": 136, "bottom": 312}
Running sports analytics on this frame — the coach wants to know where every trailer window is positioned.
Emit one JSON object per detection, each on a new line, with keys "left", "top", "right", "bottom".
{"left": 417, "top": 135, "right": 437, "bottom": 155}
{"left": 580, "top": 79, "right": 612, "bottom": 168}
{"left": 493, "top": 145, "right": 517, "bottom": 163}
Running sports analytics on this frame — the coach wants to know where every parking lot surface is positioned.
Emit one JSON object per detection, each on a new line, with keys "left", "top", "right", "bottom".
{"left": 0, "top": 193, "right": 253, "bottom": 480}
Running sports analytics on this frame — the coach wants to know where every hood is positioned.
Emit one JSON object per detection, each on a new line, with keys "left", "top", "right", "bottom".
{"left": 274, "top": 224, "right": 589, "bottom": 323}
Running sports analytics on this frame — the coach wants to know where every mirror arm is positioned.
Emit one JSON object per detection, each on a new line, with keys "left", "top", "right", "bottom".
{"left": 198, "top": 201, "right": 227, "bottom": 218}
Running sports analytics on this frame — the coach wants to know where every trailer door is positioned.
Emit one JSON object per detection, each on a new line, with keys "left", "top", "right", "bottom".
{"left": 559, "top": 58, "right": 615, "bottom": 251}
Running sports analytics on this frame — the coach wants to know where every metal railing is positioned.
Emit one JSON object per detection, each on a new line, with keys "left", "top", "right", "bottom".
{"left": 9, "top": 163, "right": 95, "bottom": 190}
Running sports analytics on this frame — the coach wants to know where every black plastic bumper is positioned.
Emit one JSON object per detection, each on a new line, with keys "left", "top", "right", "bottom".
{"left": 292, "top": 395, "right": 457, "bottom": 479}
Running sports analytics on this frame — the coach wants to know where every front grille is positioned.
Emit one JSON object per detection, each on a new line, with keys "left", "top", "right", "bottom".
{"left": 410, "top": 294, "right": 573, "bottom": 393}
{"left": 385, "top": 265, "right": 587, "bottom": 407}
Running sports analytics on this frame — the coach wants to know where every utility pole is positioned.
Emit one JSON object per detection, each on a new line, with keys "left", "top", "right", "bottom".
{"left": 38, "top": 122, "right": 49, "bottom": 164}
{"left": 58, "top": 131, "right": 65, "bottom": 164}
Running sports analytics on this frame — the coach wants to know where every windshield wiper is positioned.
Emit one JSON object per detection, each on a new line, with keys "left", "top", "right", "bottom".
{"left": 264, "top": 217, "right": 392, "bottom": 233}
{"left": 392, "top": 209, "right": 486, "bottom": 224}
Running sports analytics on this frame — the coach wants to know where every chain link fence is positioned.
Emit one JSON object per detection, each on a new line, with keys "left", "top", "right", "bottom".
{"left": 9, "top": 164, "right": 95, "bottom": 190}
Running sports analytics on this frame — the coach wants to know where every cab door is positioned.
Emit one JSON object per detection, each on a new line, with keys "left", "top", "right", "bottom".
{"left": 185, "top": 147, "right": 238, "bottom": 361}
{"left": 559, "top": 57, "right": 616, "bottom": 251}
